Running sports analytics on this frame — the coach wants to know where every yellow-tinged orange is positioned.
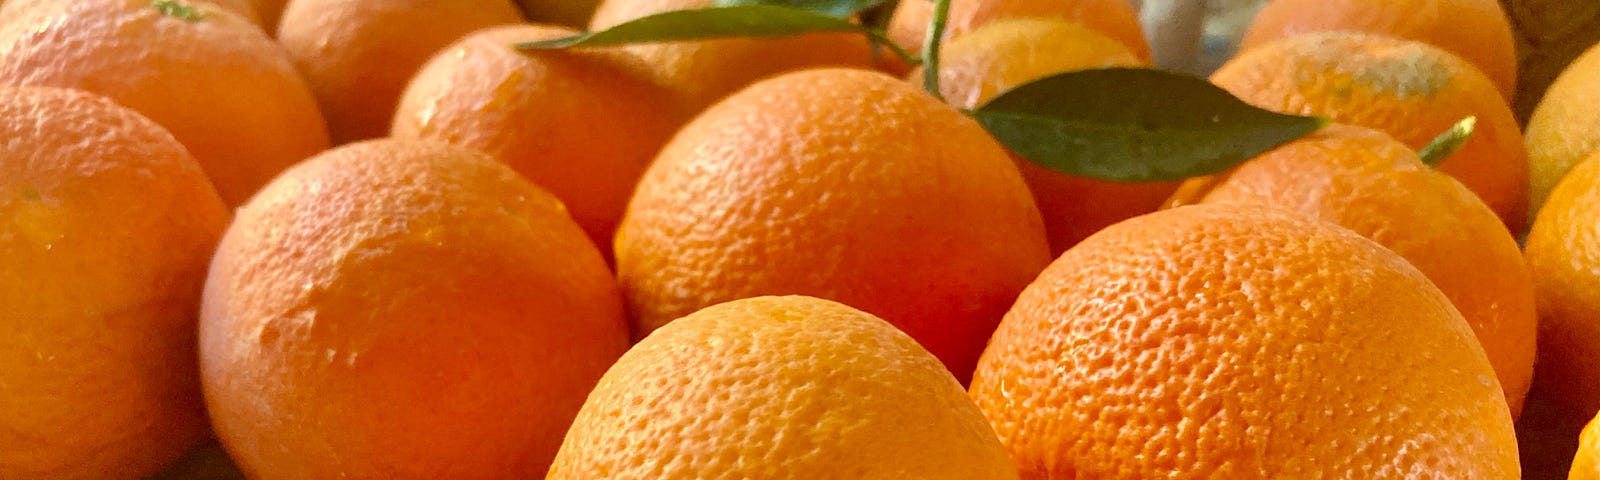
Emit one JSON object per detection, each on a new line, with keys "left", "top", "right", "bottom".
{"left": 393, "top": 24, "right": 680, "bottom": 253}
{"left": 1526, "top": 41, "right": 1600, "bottom": 219}
{"left": 1211, "top": 32, "right": 1529, "bottom": 232}
{"left": 276, "top": 0, "right": 524, "bottom": 144}
{"left": 1525, "top": 151, "right": 1600, "bottom": 429}
{"left": 0, "top": 87, "right": 228, "bottom": 479}
{"left": 887, "top": 0, "right": 1150, "bottom": 63}
{"left": 199, "top": 139, "right": 629, "bottom": 478}
{"left": 548, "top": 296, "right": 1019, "bottom": 480}
{"left": 0, "top": 0, "right": 330, "bottom": 206}
{"left": 1576, "top": 413, "right": 1600, "bottom": 480}
{"left": 1167, "top": 124, "right": 1537, "bottom": 415}
{"left": 1240, "top": 0, "right": 1519, "bottom": 100}
{"left": 588, "top": 0, "right": 876, "bottom": 115}
{"left": 911, "top": 17, "right": 1177, "bottom": 254}
{"left": 971, "top": 204, "right": 1520, "bottom": 478}
{"left": 616, "top": 68, "right": 1051, "bottom": 383}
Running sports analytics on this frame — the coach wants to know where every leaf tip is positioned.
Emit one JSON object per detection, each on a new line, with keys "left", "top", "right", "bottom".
{"left": 1417, "top": 115, "right": 1477, "bottom": 167}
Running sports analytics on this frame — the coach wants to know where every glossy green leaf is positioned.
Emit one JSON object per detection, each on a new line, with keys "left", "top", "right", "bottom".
{"left": 514, "top": 5, "right": 915, "bottom": 64}
{"left": 711, "top": 0, "right": 884, "bottom": 18}
{"left": 970, "top": 67, "right": 1329, "bottom": 183}
{"left": 1417, "top": 116, "right": 1476, "bottom": 167}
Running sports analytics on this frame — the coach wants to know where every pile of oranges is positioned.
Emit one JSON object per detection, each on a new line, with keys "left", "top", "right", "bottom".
{"left": 0, "top": 0, "right": 1595, "bottom": 478}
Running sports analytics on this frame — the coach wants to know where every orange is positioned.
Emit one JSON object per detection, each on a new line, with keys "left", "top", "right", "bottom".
{"left": 0, "top": 0, "right": 330, "bottom": 207}
{"left": 1525, "top": 151, "right": 1600, "bottom": 430}
{"left": 886, "top": 0, "right": 1151, "bottom": 64}
{"left": 588, "top": 0, "right": 877, "bottom": 115}
{"left": 517, "top": 0, "right": 600, "bottom": 27}
{"left": 615, "top": 68, "right": 1050, "bottom": 383}
{"left": 249, "top": 0, "right": 285, "bottom": 31}
{"left": 0, "top": 87, "right": 228, "bottom": 479}
{"left": 1240, "top": 0, "right": 1519, "bottom": 100}
{"left": 910, "top": 17, "right": 1177, "bottom": 254}
{"left": 1212, "top": 32, "right": 1530, "bottom": 232}
{"left": 199, "top": 139, "right": 630, "bottom": 478}
{"left": 393, "top": 24, "right": 679, "bottom": 254}
{"left": 1576, "top": 413, "right": 1600, "bottom": 480}
{"left": 970, "top": 203, "right": 1520, "bottom": 478}
{"left": 276, "top": 0, "right": 524, "bottom": 144}
{"left": 1525, "top": 41, "right": 1599, "bottom": 220}
{"left": 548, "top": 295, "right": 1019, "bottom": 480}
{"left": 1166, "top": 124, "right": 1537, "bottom": 415}
{"left": 2, "top": 0, "right": 261, "bottom": 25}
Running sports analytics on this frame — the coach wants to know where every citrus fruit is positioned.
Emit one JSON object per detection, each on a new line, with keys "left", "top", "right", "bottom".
{"left": 276, "top": 0, "right": 524, "bottom": 144}
{"left": 1575, "top": 413, "right": 1600, "bottom": 479}
{"left": 2, "top": 0, "right": 260, "bottom": 26}
{"left": 588, "top": 0, "right": 877, "bottom": 115}
{"left": 615, "top": 68, "right": 1051, "bottom": 383}
{"left": 517, "top": 0, "right": 599, "bottom": 27}
{"left": 0, "top": 87, "right": 228, "bottom": 479}
{"left": 199, "top": 139, "right": 630, "bottom": 478}
{"left": 0, "top": 0, "right": 330, "bottom": 206}
{"left": 392, "top": 24, "right": 679, "bottom": 253}
{"left": 886, "top": 0, "right": 1151, "bottom": 63}
{"left": 1240, "top": 0, "right": 1519, "bottom": 100}
{"left": 1166, "top": 124, "right": 1537, "bottom": 415}
{"left": 911, "top": 17, "right": 1178, "bottom": 254}
{"left": 1212, "top": 32, "right": 1530, "bottom": 232}
{"left": 1525, "top": 41, "right": 1599, "bottom": 219}
{"left": 250, "top": 0, "right": 284, "bottom": 31}
{"left": 970, "top": 204, "right": 1520, "bottom": 478}
{"left": 547, "top": 295, "right": 1019, "bottom": 480}
{"left": 1525, "top": 151, "right": 1600, "bottom": 429}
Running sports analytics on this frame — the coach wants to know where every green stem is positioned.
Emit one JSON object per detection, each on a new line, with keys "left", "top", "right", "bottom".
{"left": 921, "top": 0, "right": 951, "bottom": 100}
{"left": 1417, "top": 116, "right": 1476, "bottom": 167}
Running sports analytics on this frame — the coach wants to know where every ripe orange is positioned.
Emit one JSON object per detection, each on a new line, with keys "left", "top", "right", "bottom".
{"left": 970, "top": 204, "right": 1520, "bottom": 478}
{"left": 886, "top": 0, "right": 1151, "bottom": 63}
{"left": 393, "top": 24, "right": 680, "bottom": 253}
{"left": 615, "top": 68, "right": 1051, "bottom": 383}
{"left": 1240, "top": 0, "right": 1519, "bottom": 100}
{"left": 548, "top": 296, "right": 1019, "bottom": 480}
{"left": 1525, "top": 151, "right": 1600, "bottom": 429}
{"left": 249, "top": 0, "right": 285, "bottom": 31}
{"left": 517, "top": 0, "right": 600, "bottom": 27}
{"left": 0, "top": 0, "right": 330, "bottom": 206}
{"left": 276, "top": 0, "right": 524, "bottom": 144}
{"left": 1576, "top": 413, "right": 1600, "bottom": 479}
{"left": 0, "top": 87, "right": 229, "bottom": 479}
{"left": 588, "top": 0, "right": 877, "bottom": 115}
{"left": 1525, "top": 41, "right": 1599, "bottom": 220}
{"left": 2, "top": 0, "right": 260, "bottom": 25}
{"left": 1212, "top": 32, "right": 1530, "bottom": 232}
{"left": 911, "top": 17, "right": 1177, "bottom": 254}
{"left": 1166, "top": 124, "right": 1537, "bottom": 415}
{"left": 199, "top": 139, "right": 630, "bottom": 478}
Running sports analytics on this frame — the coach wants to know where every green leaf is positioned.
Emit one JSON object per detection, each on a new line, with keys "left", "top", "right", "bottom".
{"left": 970, "top": 67, "right": 1328, "bottom": 183}
{"left": 514, "top": 5, "right": 915, "bottom": 64}
{"left": 712, "top": 0, "right": 884, "bottom": 18}
{"left": 151, "top": 0, "right": 203, "bottom": 21}
{"left": 1417, "top": 116, "right": 1476, "bottom": 167}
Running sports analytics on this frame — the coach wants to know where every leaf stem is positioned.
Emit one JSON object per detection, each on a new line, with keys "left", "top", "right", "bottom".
{"left": 921, "top": 0, "right": 951, "bottom": 100}
{"left": 1417, "top": 116, "right": 1476, "bottom": 167}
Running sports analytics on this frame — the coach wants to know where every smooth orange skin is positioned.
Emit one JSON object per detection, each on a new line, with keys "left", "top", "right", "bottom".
{"left": 1212, "top": 32, "right": 1530, "bottom": 233}
{"left": 971, "top": 204, "right": 1520, "bottom": 478}
{"left": 910, "top": 18, "right": 1178, "bottom": 254}
{"left": 1167, "top": 124, "right": 1537, "bottom": 416}
{"left": 2, "top": 0, "right": 261, "bottom": 26}
{"left": 0, "top": 0, "right": 330, "bottom": 207}
{"left": 199, "top": 140, "right": 630, "bottom": 478}
{"left": 277, "top": 0, "right": 524, "bottom": 144}
{"left": 887, "top": 0, "right": 1151, "bottom": 65}
{"left": 393, "top": 24, "right": 679, "bottom": 254}
{"left": 1525, "top": 152, "right": 1600, "bottom": 431}
{"left": 1526, "top": 41, "right": 1600, "bottom": 220}
{"left": 616, "top": 68, "right": 1051, "bottom": 383}
{"left": 0, "top": 87, "right": 229, "bottom": 480}
{"left": 1575, "top": 413, "right": 1600, "bottom": 479}
{"left": 1241, "top": 0, "right": 1519, "bottom": 100}
{"left": 589, "top": 0, "right": 877, "bottom": 116}
{"left": 549, "top": 296, "right": 1020, "bottom": 479}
